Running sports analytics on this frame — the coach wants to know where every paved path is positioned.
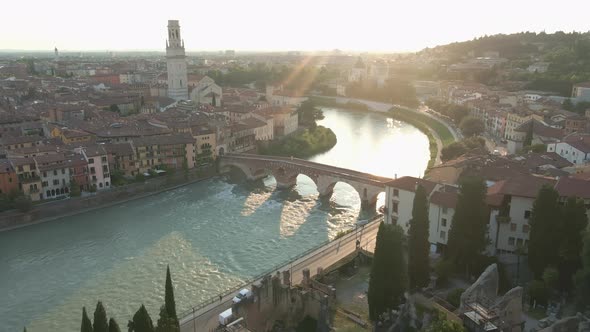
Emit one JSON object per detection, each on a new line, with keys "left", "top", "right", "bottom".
{"left": 221, "top": 153, "right": 393, "bottom": 184}
{"left": 179, "top": 217, "right": 381, "bottom": 332}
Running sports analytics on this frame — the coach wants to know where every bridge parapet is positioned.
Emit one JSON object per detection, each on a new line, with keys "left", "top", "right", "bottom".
{"left": 219, "top": 153, "right": 392, "bottom": 208}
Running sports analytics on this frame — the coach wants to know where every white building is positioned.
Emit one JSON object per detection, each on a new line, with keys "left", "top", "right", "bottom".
{"left": 36, "top": 154, "right": 71, "bottom": 199}
{"left": 166, "top": 20, "right": 189, "bottom": 101}
{"left": 547, "top": 133, "right": 590, "bottom": 165}
{"left": 75, "top": 146, "right": 111, "bottom": 190}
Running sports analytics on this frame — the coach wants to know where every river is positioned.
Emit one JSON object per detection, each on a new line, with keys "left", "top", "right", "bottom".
{"left": 0, "top": 108, "right": 429, "bottom": 331}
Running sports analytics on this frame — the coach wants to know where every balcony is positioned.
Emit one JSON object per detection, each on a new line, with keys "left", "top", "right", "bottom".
{"left": 20, "top": 176, "right": 41, "bottom": 184}
{"left": 496, "top": 215, "right": 511, "bottom": 223}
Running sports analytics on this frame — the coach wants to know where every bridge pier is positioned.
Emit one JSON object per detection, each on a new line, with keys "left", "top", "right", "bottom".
{"left": 273, "top": 169, "right": 298, "bottom": 189}
{"left": 361, "top": 199, "right": 377, "bottom": 211}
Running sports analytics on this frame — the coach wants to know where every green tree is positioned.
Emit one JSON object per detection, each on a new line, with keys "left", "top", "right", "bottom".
{"left": 128, "top": 305, "right": 154, "bottom": 332}
{"left": 435, "top": 260, "right": 454, "bottom": 286}
{"left": 164, "top": 266, "right": 179, "bottom": 327}
{"left": 408, "top": 185, "right": 430, "bottom": 290}
{"left": 459, "top": 117, "right": 485, "bottom": 137}
{"left": 528, "top": 185, "right": 562, "bottom": 278}
{"left": 297, "top": 100, "right": 324, "bottom": 127}
{"left": 70, "top": 178, "right": 81, "bottom": 197}
{"left": 574, "top": 233, "right": 590, "bottom": 308}
{"left": 528, "top": 279, "right": 549, "bottom": 306}
{"left": 155, "top": 306, "right": 179, "bottom": 332}
{"left": 446, "top": 288, "right": 465, "bottom": 308}
{"left": 81, "top": 307, "right": 94, "bottom": 332}
{"left": 109, "top": 318, "right": 121, "bottom": 332}
{"left": 542, "top": 266, "right": 559, "bottom": 293}
{"left": 445, "top": 177, "right": 488, "bottom": 276}
{"left": 109, "top": 104, "right": 121, "bottom": 113}
{"left": 93, "top": 301, "right": 109, "bottom": 332}
{"left": 559, "top": 197, "right": 588, "bottom": 290}
{"left": 426, "top": 311, "right": 465, "bottom": 332}
{"left": 367, "top": 223, "right": 407, "bottom": 321}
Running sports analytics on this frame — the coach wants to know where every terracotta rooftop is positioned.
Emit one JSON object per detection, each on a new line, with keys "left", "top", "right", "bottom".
{"left": 385, "top": 176, "right": 438, "bottom": 195}
{"left": 555, "top": 177, "right": 590, "bottom": 199}
{"left": 487, "top": 174, "right": 556, "bottom": 200}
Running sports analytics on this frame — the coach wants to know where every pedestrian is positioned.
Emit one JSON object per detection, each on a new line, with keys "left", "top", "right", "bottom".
{"left": 219, "top": 295, "right": 222, "bottom": 302}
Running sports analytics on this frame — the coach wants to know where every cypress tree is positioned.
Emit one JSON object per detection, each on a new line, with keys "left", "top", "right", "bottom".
{"left": 128, "top": 305, "right": 154, "bottom": 332}
{"left": 575, "top": 233, "right": 590, "bottom": 308}
{"left": 93, "top": 301, "right": 109, "bottom": 332}
{"left": 528, "top": 185, "right": 562, "bottom": 278}
{"left": 446, "top": 177, "right": 488, "bottom": 276}
{"left": 367, "top": 222, "right": 407, "bottom": 321}
{"left": 164, "top": 265, "right": 179, "bottom": 326}
{"left": 408, "top": 185, "right": 430, "bottom": 290}
{"left": 559, "top": 197, "right": 588, "bottom": 290}
{"left": 156, "top": 305, "right": 179, "bottom": 332}
{"left": 81, "top": 307, "right": 94, "bottom": 332}
{"left": 108, "top": 318, "right": 121, "bottom": 332}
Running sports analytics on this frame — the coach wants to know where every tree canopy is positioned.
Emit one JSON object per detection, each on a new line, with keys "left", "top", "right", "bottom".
{"left": 528, "top": 185, "right": 562, "bottom": 278}
{"left": 445, "top": 177, "right": 488, "bottom": 275}
{"left": 368, "top": 223, "right": 407, "bottom": 320}
{"left": 459, "top": 117, "right": 485, "bottom": 137}
{"left": 93, "top": 301, "right": 109, "bottom": 332}
{"left": 81, "top": 307, "right": 94, "bottom": 332}
{"left": 408, "top": 185, "right": 430, "bottom": 290}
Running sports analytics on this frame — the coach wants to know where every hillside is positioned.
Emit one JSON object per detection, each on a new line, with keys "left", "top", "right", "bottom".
{"left": 415, "top": 31, "right": 590, "bottom": 96}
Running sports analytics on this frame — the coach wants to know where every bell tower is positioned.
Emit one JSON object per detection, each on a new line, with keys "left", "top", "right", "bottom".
{"left": 166, "top": 20, "right": 189, "bottom": 101}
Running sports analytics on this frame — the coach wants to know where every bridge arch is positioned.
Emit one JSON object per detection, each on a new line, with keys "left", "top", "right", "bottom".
{"left": 219, "top": 154, "right": 390, "bottom": 210}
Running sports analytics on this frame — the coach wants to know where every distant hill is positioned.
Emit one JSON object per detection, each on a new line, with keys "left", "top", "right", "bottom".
{"left": 420, "top": 31, "right": 590, "bottom": 96}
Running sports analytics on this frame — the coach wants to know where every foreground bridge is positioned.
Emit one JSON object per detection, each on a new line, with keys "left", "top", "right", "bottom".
{"left": 219, "top": 153, "right": 393, "bottom": 208}
{"left": 180, "top": 215, "right": 382, "bottom": 332}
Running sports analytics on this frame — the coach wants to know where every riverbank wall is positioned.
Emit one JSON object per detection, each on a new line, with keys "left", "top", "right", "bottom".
{"left": 0, "top": 167, "right": 216, "bottom": 232}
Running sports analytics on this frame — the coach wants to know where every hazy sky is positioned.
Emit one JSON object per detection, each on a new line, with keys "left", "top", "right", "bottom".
{"left": 2, "top": 0, "right": 589, "bottom": 52}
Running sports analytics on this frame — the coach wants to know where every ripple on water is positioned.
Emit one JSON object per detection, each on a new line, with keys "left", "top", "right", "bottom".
{"left": 0, "top": 109, "right": 430, "bottom": 331}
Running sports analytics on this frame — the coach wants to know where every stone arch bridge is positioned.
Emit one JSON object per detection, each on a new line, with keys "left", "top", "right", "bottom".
{"left": 219, "top": 153, "right": 393, "bottom": 208}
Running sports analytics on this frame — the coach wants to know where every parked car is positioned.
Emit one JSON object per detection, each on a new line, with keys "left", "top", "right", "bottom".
{"left": 232, "top": 288, "right": 253, "bottom": 304}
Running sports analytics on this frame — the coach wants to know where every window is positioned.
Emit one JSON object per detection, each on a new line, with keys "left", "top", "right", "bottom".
{"left": 508, "top": 237, "right": 515, "bottom": 246}
{"left": 88, "top": 158, "right": 94, "bottom": 164}
{"left": 442, "top": 207, "right": 448, "bottom": 214}
{"left": 441, "top": 218, "right": 447, "bottom": 227}
{"left": 53, "top": 170, "right": 57, "bottom": 176}
{"left": 90, "top": 167, "right": 96, "bottom": 174}
{"left": 524, "top": 210, "right": 531, "bottom": 219}
{"left": 517, "top": 238, "right": 524, "bottom": 247}
{"left": 99, "top": 183, "right": 103, "bottom": 188}
{"left": 440, "top": 231, "right": 446, "bottom": 240}
{"left": 106, "top": 181, "right": 109, "bottom": 187}
{"left": 102, "top": 156, "right": 107, "bottom": 163}
{"left": 43, "top": 171, "right": 47, "bottom": 177}
{"left": 510, "top": 223, "right": 517, "bottom": 231}
{"left": 392, "top": 202, "right": 398, "bottom": 213}
{"left": 523, "top": 224, "right": 530, "bottom": 233}
{"left": 42, "top": 181, "right": 48, "bottom": 187}
{"left": 61, "top": 169, "right": 65, "bottom": 175}
{"left": 393, "top": 189, "right": 399, "bottom": 197}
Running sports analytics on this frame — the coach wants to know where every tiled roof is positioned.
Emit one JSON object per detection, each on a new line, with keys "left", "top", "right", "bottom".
{"left": 384, "top": 176, "right": 438, "bottom": 195}
{"left": 555, "top": 177, "right": 590, "bottom": 199}
{"left": 486, "top": 174, "right": 556, "bottom": 200}
{"left": 430, "top": 190, "right": 458, "bottom": 208}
